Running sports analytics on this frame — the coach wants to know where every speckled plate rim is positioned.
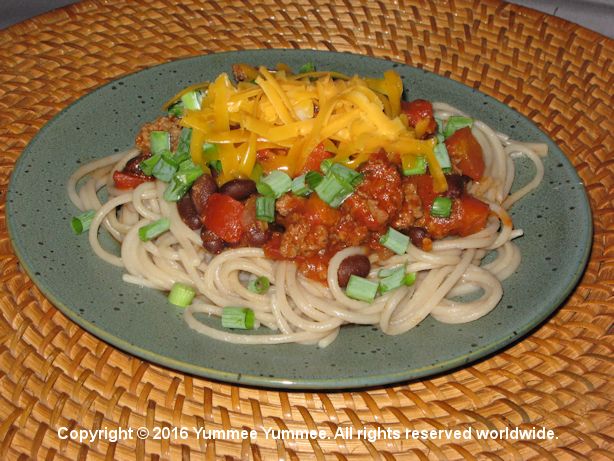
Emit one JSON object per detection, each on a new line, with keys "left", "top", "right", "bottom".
{"left": 6, "top": 49, "right": 593, "bottom": 389}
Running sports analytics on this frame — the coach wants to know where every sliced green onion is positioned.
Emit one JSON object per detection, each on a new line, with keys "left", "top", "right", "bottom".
{"left": 138, "top": 218, "right": 170, "bottom": 241}
{"left": 329, "top": 162, "right": 363, "bottom": 186}
{"left": 258, "top": 170, "right": 292, "bottom": 198}
{"left": 71, "top": 210, "right": 96, "bottom": 235}
{"left": 202, "top": 142, "right": 219, "bottom": 160}
{"left": 434, "top": 143, "right": 451, "bottom": 170}
{"left": 402, "top": 155, "right": 427, "bottom": 176}
{"left": 140, "top": 154, "right": 161, "bottom": 176}
{"left": 305, "top": 171, "right": 324, "bottom": 189}
{"left": 168, "top": 282, "right": 196, "bottom": 307}
{"left": 208, "top": 160, "right": 222, "bottom": 174}
{"left": 378, "top": 266, "right": 406, "bottom": 294}
{"left": 431, "top": 196, "right": 453, "bottom": 218}
{"left": 249, "top": 163, "right": 263, "bottom": 182}
{"left": 436, "top": 133, "right": 445, "bottom": 144}
{"left": 167, "top": 100, "right": 184, "bottom": 117}
{"left": 320, "top": 158, "right": 333, "bottom": 174}
{"left": 314, "top": 174, "right": 353, "bottom": 208}
{"left": 291, "top": 174, "right": 312, "bottom": 196}
{"left": 404, "top": 272, "right": 417, "bottom": 286}
{"left": 345, "top": 275, "right": 379, "bottom": 303}
{"left": 255, "top": 196, "right": 275, "bottom": 222}
{"left": 152, "top": 150, "right": 179, "bottom": 182}
{"left": 177, "top": 159, "right": 204, "bottom": 182}
{"left": 163, "top": 160, "right": 204, "bottom": 201}
{"left": 222, "top": 307, "right": 255, "bottom": 329}
{"left": 181, "top": 90, "right": 202, "bottom": 111}
{"left": 175, "top": 128, "right": 192, "bottom": 164}
{"left": 298, "top": 62, "right": 316, "bottom": 73}
{"left": 444, "top": 116, "right": 473, "bottom": 138}
{"left": 247, "top": 276, "right": 270, "bottom": 294}
{"left": 379, "top": 227, "right": 409, "bottom": 255}
{"left": 434, "top": 116, "right": 444, "bottom": 133}
{"left": 378, "top": 265, "right": 404, "bottom": 277}
{"left": 163, "top": 179, "right": 187, "bottom": 202}
{"left": 150, "top": 131, "right": 170, "bottom": 156}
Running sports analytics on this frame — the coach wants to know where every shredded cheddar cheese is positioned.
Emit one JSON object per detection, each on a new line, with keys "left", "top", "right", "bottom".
{"left": 172, "top": 66, "right": 444, "bottom": 190}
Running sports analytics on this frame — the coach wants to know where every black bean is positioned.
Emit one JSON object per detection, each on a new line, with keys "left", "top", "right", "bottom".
{"left": 201, "top": 229, "right": 225, "bottom": 254}
{"left": 245, "top": 224, "right": 271, "bottom": 246}
{"left": 122, "top": 154, "right": 149, "bottom": 177}
{"left": 405, "top": 226, "right": 428, "bottom": 249}
{"left": 219, "top": 179, "right": 257, "bottom": 201}
{"left": 337, "top": 255, "right": 371, "bottom": 288}
{"left": 190, "top": 174, "right": 218, "bottom": 214}
{"left": 177, "top": 195, "right": 201, "bottom": 230}
{"left": 445, "top": 174, "right": 467, "bottom": 198}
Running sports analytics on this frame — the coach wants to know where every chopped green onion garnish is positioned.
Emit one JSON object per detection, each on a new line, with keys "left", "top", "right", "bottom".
{"left": 404, "top": 272, "right": 417, "bottom": 286}
{"left": 168, "top": 282, "right": 196, "bottom": 307}
{"left": 163, "top": 160, "right": 204, "bottom": 201}
{"left": 176, "top": 159, "right": 204, "bottom": 182}
{"left": 140, "top": 154, "right": 161, "bottom": 176}
{"left": 209, "top": 160, "right": 222, "bottom": 174}
{"left": 291, "top": 174, "right": 312, "bottom": 196}
{"left": 329, "top": 162, "right": 363, "bottom": 186}
{"left": 247, "top": 276, "right": 270, "bottom": 294}
{"left": 402, "top": 155, "right": 427, "bottom": 176}
{"left": 314, "top": 174, "right": 353, "bottom": 208}
{"left": 181, "top": 90, "right": 202, "bottom": 111}
{"left": 378, "top": 266, "right": 406, "bottom": 294}
{"left": 249, "top": 163, "right": 263, "bottom": 182}
{"left": 203, "top": 142, "right": 219, "bottom": 159}
{"left": 379, "top": 227, "right": 409, "bottom": 255}
{"left": 431, "top": 196, "right": 453, "bottom": 218}
{"left": 305, "top": 171, "right": 324, "bottom": 189}
{"left": 434, "top": 143, "right": 452, "bottom": 170}
{"left": 378, "top": 265, "right": 404, "bottom": 277}
{"left": 222, "top": 307, "right": 255, "bottom": 329}
{"left": 152, "top": 150, "right": 179, "bottom": 182}
{"left": 256, "top": 196, "right": 275, "bottom": 222}
{"left": 167, "top": 100, "right": 184, "bottom": 117}
{"left": 150, "top": 131, "right": 170, "bottom": 156}
{"left": 298, "top": 62, "right": 316, "bottom": 73}
{"left": 345, "top": 275, "right": 379, "bottom": 303}
{"left": 138, "top": 218, "right": 170, "bottom": 241}
{"left": 71, "top": 210, "right": 96, "bottom": 235}
{"left": 175, "top": 128, "right": 192, "bottom": 164}
{"left": 434, "top": 116, "right": 444, "bottom": 133}
{"left": 444, "top": 116, "right": 473, "bottom": 138}
{"left": 258, "top": 170, "right": 292, "bottom": 198}
{"left": 320, "top": 158, "right": 333, "bottom": 174}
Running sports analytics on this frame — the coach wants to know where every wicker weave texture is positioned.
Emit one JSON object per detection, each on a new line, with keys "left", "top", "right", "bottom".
{"left": 0, "top": 0, "right": 612, "bottom": 459}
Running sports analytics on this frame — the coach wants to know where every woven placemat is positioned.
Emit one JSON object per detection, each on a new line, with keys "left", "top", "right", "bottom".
{"left": 1, "top": 0, "right": 612, "bottom": 459}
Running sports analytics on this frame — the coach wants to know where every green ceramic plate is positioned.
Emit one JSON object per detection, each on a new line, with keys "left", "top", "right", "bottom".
{"left": 7, "top": 50, "right": 592, "bottom": 389}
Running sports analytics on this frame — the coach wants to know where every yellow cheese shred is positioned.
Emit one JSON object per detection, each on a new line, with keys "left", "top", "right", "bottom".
{"left": 168, "top": 65, "right": 443, "bottom": 191}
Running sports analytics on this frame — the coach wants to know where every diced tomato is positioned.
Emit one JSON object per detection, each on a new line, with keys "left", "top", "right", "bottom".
{"left": 409, "top": 174, "right": 490, "bottom": 238}
{"left": 298, "top": 143, "right": 334, "bottom": 175}
{"left": 303, "top": 195, "right": 340, "bottom": 226}
{"left": 456, "top": 195, "right": 490, "bottom": 236}
{"left": 401, "top": 99, "right": 437, "bottom": 138}
{"left": 112, "top": 171, "right": 154, "bottom": 189}
{"left": 263, "top": 232, "right": 284, "bottom": 260}
{"left": 409, "top": 174, "right": 439, "bottom": 207}
{"left": 444, "top": 127, "right": 485, "bottom": 180}
{"left": 203, "top": 193, "right": 245, "bottom": 243}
